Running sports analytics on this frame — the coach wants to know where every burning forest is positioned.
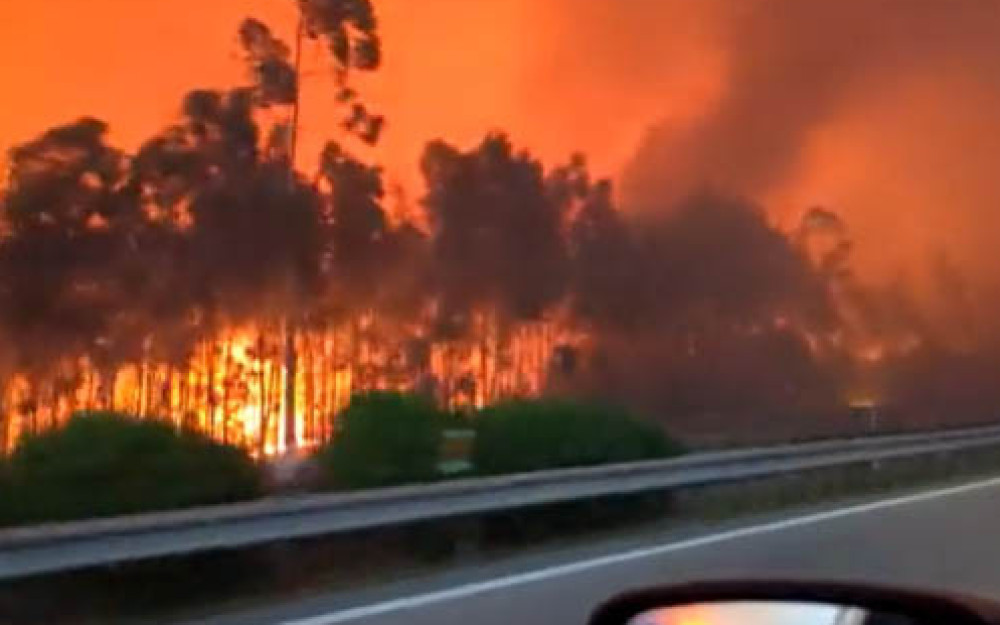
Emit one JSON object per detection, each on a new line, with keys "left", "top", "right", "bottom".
{"left": 3, "top": 0, "right": 1000, "bottom": 453}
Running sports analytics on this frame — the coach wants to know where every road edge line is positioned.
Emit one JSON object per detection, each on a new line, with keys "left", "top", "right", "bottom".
{"left": 281, "top": 474, "right": 1000, "bottom": 625}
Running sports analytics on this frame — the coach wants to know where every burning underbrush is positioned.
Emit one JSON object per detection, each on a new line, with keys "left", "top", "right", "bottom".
{"left": 0, "top": 314, "right": 570, "bottom": 455}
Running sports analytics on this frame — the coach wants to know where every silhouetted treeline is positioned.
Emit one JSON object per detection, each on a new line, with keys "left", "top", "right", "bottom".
{"left": 2, "top": 0, "right": 999, "bottom": 445}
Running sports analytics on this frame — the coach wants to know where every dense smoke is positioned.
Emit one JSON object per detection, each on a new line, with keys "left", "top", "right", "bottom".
{"left": 509, "top": 1, "right": 1000, "bottom": 289}
{"left": 521, "top": 0, "right": 1000, "bottom": 434}
{"left": 622, "top": 1, "right": 1000, "bottom": 207}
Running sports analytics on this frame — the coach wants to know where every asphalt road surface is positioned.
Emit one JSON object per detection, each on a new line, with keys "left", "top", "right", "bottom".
{"left": 185, "top": 475, "right": 1000, "bottom": 625}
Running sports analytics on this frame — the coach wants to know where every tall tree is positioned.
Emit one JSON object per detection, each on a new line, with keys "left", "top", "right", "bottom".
{"left": 420, "top": 133, "right": 570, "bottom": 328}
{"left": 1, "top": 118, "right": 136, "bottom": 372}
{"left": 232, "top": 0, "right": 386, "bottom": 450}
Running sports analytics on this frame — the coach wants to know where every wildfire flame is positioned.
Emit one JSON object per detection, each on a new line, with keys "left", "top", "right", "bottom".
{"left": 0, "top": 311, "right": 578, "bottom": 455}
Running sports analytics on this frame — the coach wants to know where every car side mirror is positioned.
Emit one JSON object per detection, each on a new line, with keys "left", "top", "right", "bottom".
{"left": 589, "top": 581, "right": 1000, "bottom": 625}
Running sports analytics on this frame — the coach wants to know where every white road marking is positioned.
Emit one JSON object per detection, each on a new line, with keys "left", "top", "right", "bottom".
{"left": 281, "top": 475, "right": 1000, "bottom": 624}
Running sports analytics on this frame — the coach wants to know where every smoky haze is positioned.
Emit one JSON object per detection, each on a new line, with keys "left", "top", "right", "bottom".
{"left": 620, "top": 0, "right": 1000, "bottom": 204}
{"left": 519, "top": 0, "right": 1000, "bottom": 438}
{"left": 520, "top": 0, "right": 1000, "bottom": 294}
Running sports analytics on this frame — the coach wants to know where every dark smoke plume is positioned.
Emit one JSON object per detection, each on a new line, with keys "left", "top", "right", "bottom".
{"left": 622, "top": 0, "right": 1000, "bottom": 209}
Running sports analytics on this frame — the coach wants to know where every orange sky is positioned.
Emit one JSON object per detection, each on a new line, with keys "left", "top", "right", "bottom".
{"left": 0, "top": 1, "right": 283, "bottom": 156}
{"left": 0, "top": 0, "right": 719, "bottom": 191}
{"left": 5, "top": 0, "right": 1000, "bottom": 300}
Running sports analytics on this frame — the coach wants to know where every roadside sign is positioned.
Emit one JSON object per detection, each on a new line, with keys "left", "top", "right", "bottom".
{"left": 438, "top": 428, "right": 475, "bottom": 475}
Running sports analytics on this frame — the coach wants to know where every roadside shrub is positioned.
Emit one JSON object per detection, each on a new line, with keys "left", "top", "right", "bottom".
{"left": 316, "top": 392, "right": 445, "bottom": 490}
{"left": 473, "top": 399, "right": 683, "bottom": 475}
{"left": 0, "top": 412, "right": 261, "bottom": 526}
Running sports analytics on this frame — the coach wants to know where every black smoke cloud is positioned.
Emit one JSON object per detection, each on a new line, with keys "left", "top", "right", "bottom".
{"left": 622, "top": 0, "right": 1000, "bottom": 209}
{"left": 532, "top": 0, "right": 1000, "bottom": 434}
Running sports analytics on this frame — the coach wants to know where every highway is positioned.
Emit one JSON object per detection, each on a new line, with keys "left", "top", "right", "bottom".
{"left": 9, "top": 423, "right": 996, "bottom": 582}
{"left": 183, "top": 475, "right": 1000, "bottom": 625}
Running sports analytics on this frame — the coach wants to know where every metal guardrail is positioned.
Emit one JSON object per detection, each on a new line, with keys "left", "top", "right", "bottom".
{"left": 3, "top": 423, "right": 1000, "bottom": 580}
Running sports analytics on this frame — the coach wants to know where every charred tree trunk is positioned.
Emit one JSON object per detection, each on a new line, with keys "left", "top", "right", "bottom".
{"left": 101, "top": 367, "right": 115, "bottom": 412}
{"left": 258, "top": 333, "right": 269, "bottom": 457}
{"left": 283, "top": 320, "right": 297, "bottom": 452}
{"left": 41, "top": 382, "right": 55, "bottom": 431}
{"left": 272, "top": 354, "right": 283, "bottom": 450}
{"left": 138, "top": 361, "right": 148, "bottom": 417}
{"left": 221, "top": 340, "right": 232, "bottom": 444}
{"left": 26, "top": 385, "right": 37, "bottom": 436}
{"left": 303, "top": 332, "right": 315, "bottom": 445}
{"left": 319, "top": 334, "right": 330, "bottom": 442}
{"left": 350, "top": 317, "right": 361, "bottom": 393}
{"left": 179, "top": 368, "right": 190, "bottom": 426}
{"left": 199, "top": 339, "right": 217, "bottom": 437}
{"left": 86, "top": 367, "right": 98, "bottom": 410}
{"left": 280, "top": 18, "right": 306, "bottom": 454}
{"left": 326, "top": 328, "right": 338, "bottom": 441}
{"left": 0, "top": 378, "right": 8, "bottom": 454}
{"left": 206, "top": 342, "right": 218, "bottom": 438}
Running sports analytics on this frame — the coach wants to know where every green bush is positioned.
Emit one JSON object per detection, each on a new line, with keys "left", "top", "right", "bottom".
{"left": 316, "top": 392, "right": 445, "bottom": 490}
{"left": 0, "top": 412, "right": 261, "bottom": 526}
{"left": 473, "top": 399, "right": 683, "bottom": 475}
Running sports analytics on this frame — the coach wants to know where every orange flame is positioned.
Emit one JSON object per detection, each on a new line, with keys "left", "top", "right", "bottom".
{"left": 0, "top": 310, "right": 580, "bottom": 455}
